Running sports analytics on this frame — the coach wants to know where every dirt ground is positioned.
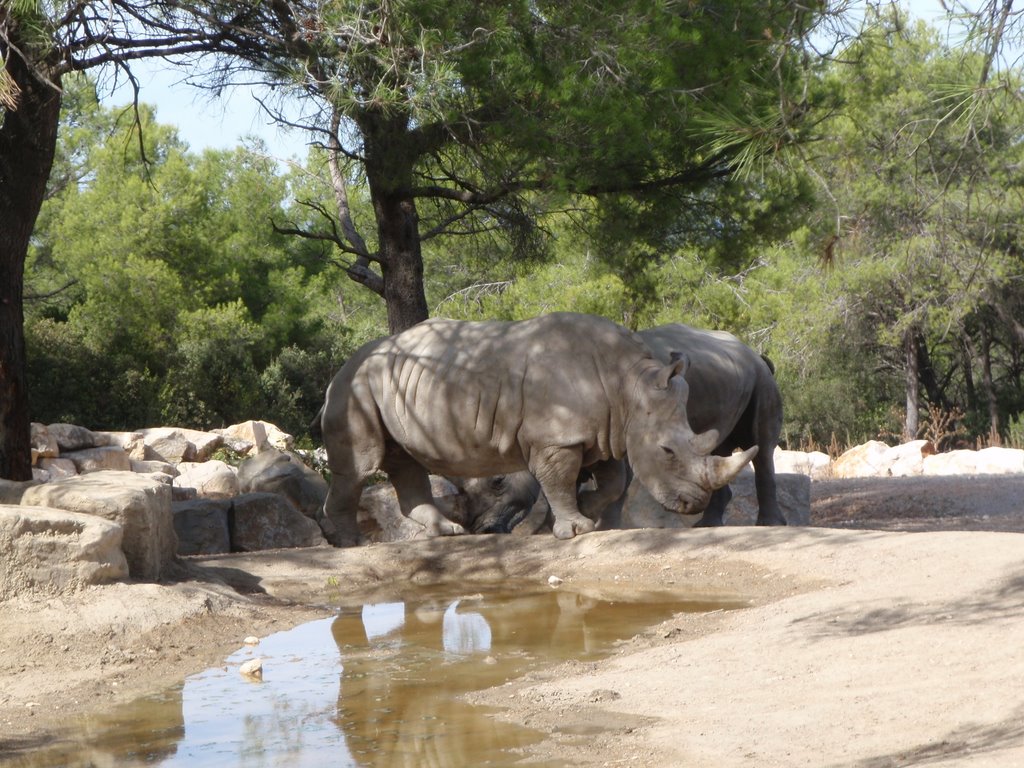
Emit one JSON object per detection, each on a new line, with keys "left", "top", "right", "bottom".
{"left": 2, "top": 475, "right": 1024, "bottom": 766}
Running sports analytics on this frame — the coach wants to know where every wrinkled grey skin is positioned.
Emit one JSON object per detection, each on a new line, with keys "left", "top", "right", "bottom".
{"left": 630, "top": 323, "right": 786, "bottom": 527}
{"left": 315, "top": 312, "right": 755, "bottom": 546}
{"left": 464, "top": 323, "right": 786, "bottom": 531}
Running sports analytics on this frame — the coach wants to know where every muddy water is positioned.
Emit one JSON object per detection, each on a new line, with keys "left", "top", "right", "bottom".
{"left": 6, "top": 582, "right": 745, "bottom": 767}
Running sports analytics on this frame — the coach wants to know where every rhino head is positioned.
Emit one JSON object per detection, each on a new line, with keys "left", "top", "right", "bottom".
{"left": 627, "top": 354, "right": 757, "bottom": 515}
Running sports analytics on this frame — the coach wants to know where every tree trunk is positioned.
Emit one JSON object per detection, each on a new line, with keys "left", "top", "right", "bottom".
{"left": 979, "top": 321, "right": 1000, "bottom": 445}
{"left": 903, "top": 327, "right": 920, "bottom": 442}
{"left": 373, "top": 191, "right": 429, "bottom": 334}
{"left": 0, "top": 52, "right": 62, "bottom": 480}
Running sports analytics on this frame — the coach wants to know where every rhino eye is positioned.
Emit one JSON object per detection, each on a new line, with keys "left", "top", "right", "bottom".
{"left": 660, "top": 445, "right": 675, "bottom": 457}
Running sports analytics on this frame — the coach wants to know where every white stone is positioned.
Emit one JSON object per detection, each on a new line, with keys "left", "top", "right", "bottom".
{"left": 239, "top": 658, "right": 263, "bottom": 679}
{"left": 832, "top": 441, "right": 892, "bottom": 478}
{"left": 174, "top": 460, "right": 239, "bottom": 499}
{"left": 773, "top": 448, "right": 832, "bottom": 479}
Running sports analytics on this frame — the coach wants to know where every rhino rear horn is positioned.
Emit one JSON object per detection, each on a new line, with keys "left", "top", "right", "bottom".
{"left": 691, "top": 428, "right": 720, "bottom": 456}
{"left": 656, "top": 353, "right": 689, "bottom": 389}
{"left": 706, "top": 446, "right": 758, "bottom": 489}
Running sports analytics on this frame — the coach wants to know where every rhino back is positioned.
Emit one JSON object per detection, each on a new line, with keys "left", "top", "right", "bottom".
{"left": 363, "top": 314, "right": 645, "bottom": 475}
{"left": 640, "top": 324, "right": 768, "bottom": 438}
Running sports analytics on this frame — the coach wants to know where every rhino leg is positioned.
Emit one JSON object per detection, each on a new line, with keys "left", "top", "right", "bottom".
{"left": 578, "top": 459, "right": 627, "bottom": 525}
{"left": 384, "top": 449, "right": 465, "bottom": 537}
{"left": 694, "top": 485, "right": 732, "bottom": 527}
{"left": 320, "top": 472, "right": 365, "bottom": 547}
{"left": 531, "top": 446, "right": 596, "bottom": 540}
{"left": 752, "top": 448, "right": 786, "bottom": 525}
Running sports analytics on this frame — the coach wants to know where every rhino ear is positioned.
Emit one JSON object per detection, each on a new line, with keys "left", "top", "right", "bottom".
{"left": 656, "top": 352, "right": 689, "bottom": 390}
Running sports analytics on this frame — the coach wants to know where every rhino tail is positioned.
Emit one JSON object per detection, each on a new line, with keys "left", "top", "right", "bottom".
{"left": 760, "top": 354, "right": 776, "bottom": 376}
{"left": 308, "top": 404, "right": 325, "bottom": 443}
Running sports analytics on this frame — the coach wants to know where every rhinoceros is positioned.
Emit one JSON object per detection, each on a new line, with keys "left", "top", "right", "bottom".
{"left": 632, "top": 323, "right": 786, "bottom": 527}
{"left": 314, "top": 312, "right": 755, "bottom": 546}
{"left": 458, "top": 322, "right": 787, "bottom": 531}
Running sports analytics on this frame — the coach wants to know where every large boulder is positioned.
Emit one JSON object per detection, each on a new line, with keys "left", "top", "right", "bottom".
{"left": 924, "top": 447, "right": 1024, "bottom": 476}
{"left": 46, "top": 423, "right": 98, "bottom": 452}
{"left": 174, "top": 460, "right": 239, "bottom": 499}
{"left": 832, "top": 441, "right": 892, "bottom": 478}
{"left": 620, "top": 470, "right": 811, "bottom": 529}
{"left": 236, "top": 450, "right": 327, "bottom": 518}
{"left": 773, "top": 448, "right": 832, "bottom": 479}
{"left": 21, "top": 471, "right": 177, "bottom": 580}
{"left": 216, "top": 420, "right": 293, "bottom": 455}
{"left": 62, "top": 445, "right": 132, "bottom": 474}
{"left": 172, "top": 498, "right": 232, "bottom": 555}
{"left": 0, "top": 506, "right": 129, "bottom": 599}
{"left": 0, "top": 479, "right": 40, "bottom": 505}
{"left": 230, "top": 493, "right": 325, "bottom": 551}
{"left": 30, "top": 423, "right": 59, "bottom": 463}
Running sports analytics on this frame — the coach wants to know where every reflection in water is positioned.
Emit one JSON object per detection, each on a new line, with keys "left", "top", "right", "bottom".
{"left": 2, "top": 583, "right": 742, "bottom": 768}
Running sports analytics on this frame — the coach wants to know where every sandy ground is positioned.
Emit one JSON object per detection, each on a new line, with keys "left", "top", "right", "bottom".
{"left": 2, "top": 476, "right": 1024, "bottom": 766}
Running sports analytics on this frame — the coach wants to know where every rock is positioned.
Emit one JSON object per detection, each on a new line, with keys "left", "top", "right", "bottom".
{"left": 130, "top": 459, "right": 178, "bottom": 477}
{"left": 886, "top": 440, "right": 934, "bottom": 477}
{"left": 37, "top": 457, "right": 78, "bottom": 480}
{"left": 172, "top": 498, "right": 232, "bottom": 555}
{"left": 95, "top": 431, "right": 146, "bottom": 461}
{"left": 0, "top": 479, "right": 40, "bottom": 505}
{"left": 548, "top": 575, "right": 563, "bottom": 587}
{"left": 243, "top": 636, "right": 260, "bottom": 646}
{"left": 62, "top": 445, "right": 132, "bottom": 474}
{"left": 236, "top": 450, "right": 326, "bottom": 518}
{"left": 239, "top": 658, "right": 263, "bottom": 679}
{"left": 620, "top": 470, "right": 811, "bottom": 529}
{"left": 30, "top": 423, "right": 59, "bottom": 463}
{"left": 773, "top": 448, "right": 832, "bottom": 480}
{"left": 21, "top": 471, "right": 177, "bottom": 581}
{"left": 217, "top": 421, "right": 293, "bottom": 455}
{"left": 138, "top": 428, "right": 201, "bottom": 464}
{"left": 923, "top": 447, "right": 1024, "bottom": 476}
{"left": 174, "top": 460, "right": 239, "bottom": 499}
{"left": 46, "top": 423, "right": 97, "bottom": 452}
{"left": 0, "top": 505, "right": 129, "bottom": 599}
{"left": 231, "top": 493, "right": 325, "bottom": 551}
{"left": 832, "top": 440, "right": 892, "bottom": 478}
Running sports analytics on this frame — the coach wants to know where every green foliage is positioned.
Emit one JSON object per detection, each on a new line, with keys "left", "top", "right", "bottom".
{"left": 25, "top": 88, "right": 365, "bottom": 433}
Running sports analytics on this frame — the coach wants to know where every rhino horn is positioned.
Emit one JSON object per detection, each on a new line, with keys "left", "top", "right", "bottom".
{"left": 691, "top": 428, "right": 721, "bottom": 456}
{"left": 706, "top": 446, "right": 758, "bottom": 489}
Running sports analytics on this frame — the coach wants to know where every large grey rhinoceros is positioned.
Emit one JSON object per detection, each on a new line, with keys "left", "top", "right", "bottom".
{"left": 314, "top": 312, "right": 755, "bottom": 546}
{"left": 633, "top": 322, "right": 786, "bottom": 527}
{"left": 458, "top": 322, "right": 787, "bottom": 531}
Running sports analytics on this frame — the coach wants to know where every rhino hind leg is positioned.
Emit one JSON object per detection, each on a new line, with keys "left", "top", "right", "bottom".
{"left": 384, "top": 449, "right": 465, "bottom": 538}
{"left": 320, "top": 472, "right": 365, "bottom": 547}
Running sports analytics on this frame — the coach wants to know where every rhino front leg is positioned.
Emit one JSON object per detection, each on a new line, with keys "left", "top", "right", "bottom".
{"left": 753, "top": 449, "right": 786, "bottom": 526}
{"left": 531, "top": 446, "right": 596, "bottom": 540}
{"left": 384, "top": 450, "right": 465, "bottom": 537}
{"left": 694, "top": 485, "right": 732, "bottom": 527}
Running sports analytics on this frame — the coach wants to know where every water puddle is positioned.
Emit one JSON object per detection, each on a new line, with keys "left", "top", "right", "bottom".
{"left": 5, "top": 582, "right": 745, "bottom": 767}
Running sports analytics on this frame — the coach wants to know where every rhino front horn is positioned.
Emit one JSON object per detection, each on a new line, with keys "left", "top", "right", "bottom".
{"left": 706, "top": 446, "right": 758, "bottom": 489}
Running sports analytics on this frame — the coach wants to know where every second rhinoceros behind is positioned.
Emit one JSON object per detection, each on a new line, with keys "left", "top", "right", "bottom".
{"left": 315, "top": 312, "right": 755, "bottom": 546}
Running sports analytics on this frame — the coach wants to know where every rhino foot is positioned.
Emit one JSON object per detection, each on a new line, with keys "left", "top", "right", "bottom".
{"left": 552, "top": 515, "right": 597, "bottom": 540}
{"left": 318, "top": 517, "right": 364, "bottom": 548}
{"left": 409, "top": 504, "right": 466, "bottom": 537}
{"left": 755, "top": 512, "right": 788, "bottom": 526}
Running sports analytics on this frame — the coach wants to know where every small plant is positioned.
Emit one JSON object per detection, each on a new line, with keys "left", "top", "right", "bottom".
{"left": 918, "top": 404, "right": 967, "bottom": 453}
{"left": 1007, "top": 413, "right": 1024, "bottom": 450}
